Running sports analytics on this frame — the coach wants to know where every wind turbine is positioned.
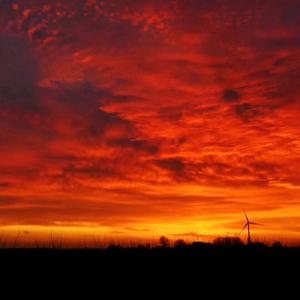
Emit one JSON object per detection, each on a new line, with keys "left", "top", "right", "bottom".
{"left": 240, "top": 209, "right": 261, "bottom": 245}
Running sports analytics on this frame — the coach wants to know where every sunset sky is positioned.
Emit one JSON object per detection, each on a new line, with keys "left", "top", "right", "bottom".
{"left": 0, "top": 0, "right": 300, "bottom": 245}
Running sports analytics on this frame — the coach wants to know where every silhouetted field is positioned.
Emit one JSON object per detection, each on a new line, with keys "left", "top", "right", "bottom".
{"left": 1, "top": 241, "right": 299, "bottom": 290}
{"left": 1, "top": 241, "right": 299, "bottom": 269}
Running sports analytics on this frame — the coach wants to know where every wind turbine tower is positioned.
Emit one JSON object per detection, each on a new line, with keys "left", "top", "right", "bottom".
{"left": 240, "top": 210, "right": 260, "bottom": 245}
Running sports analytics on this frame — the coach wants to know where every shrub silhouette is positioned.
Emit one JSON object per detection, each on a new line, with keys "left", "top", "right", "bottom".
{"left": 272, "top": 241, "right": 283, "bottom": 248}
{"left": 159, "top": 236, "right": 170, "bottom": 248}
{"left": 174, "top": 239, "right": 186, "bottom": 248}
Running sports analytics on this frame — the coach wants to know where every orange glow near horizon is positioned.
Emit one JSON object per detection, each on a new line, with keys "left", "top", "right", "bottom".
{"left": 0, "top": 0, "right": 300, "bottom": 246}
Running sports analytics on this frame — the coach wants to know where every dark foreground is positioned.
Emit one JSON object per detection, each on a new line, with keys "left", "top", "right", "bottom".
{"left": 1, "top": 243, "right": 299, "bottom": 270}
{"left": 0, "top": 244, "right": 299, "bottom": 293}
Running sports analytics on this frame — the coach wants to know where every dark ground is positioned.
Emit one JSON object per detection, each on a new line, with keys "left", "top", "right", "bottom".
{"left": 1, "top": 242, "right": 299, "bottom": 271}
{"left": 0, "top": 243, "right": 298, "bottom": 294}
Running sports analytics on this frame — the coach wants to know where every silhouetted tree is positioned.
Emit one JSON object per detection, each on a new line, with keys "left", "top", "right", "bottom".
{"left": 159, "top": 236, "right": 170, "bottom": 248}
{"left": 247, "top": 241, "right": 266, "bottom": 249}
{"left": 272, "top": 241, "right": 283, "bottom": 248}
{"left": 174, "top": 239, "right": 186, "bottom": 248}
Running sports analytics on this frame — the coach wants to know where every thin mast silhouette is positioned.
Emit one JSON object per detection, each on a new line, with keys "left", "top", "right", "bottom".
{"left": 240, "top": 209, "right": 260, "bottom": 245}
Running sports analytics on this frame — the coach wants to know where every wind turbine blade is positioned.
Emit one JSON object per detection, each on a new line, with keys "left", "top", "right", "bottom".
{"left": 242, "top": 209, "right": 249, "bottom": 222}
{"left": 240, "top": 223, "right": 248, "bottom": 234}
{"left": 249, "top": 222, "right": 262, "bottom": 225}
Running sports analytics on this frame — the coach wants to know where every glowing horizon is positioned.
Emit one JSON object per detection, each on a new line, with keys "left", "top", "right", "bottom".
{"left": 0, "top": 0, "right": 300, "bottom": 245}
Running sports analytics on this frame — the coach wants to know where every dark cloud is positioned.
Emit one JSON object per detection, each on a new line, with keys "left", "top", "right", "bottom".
{"left": 51, "top": 84, "right": 138, "bottom": 147}
{"left": 108, "top": 138, "right": 159, "bottom": 154}
{"left": 222, "top": 89, "right": 241, "bottom": 102}
{"left": 262, "top": 37, "right": 300, "bottom": 51}
{"left": 0, "top": 32, "right": 39, "bottom": 88}
{"left": 234, "top": 103, "right": 263, "bottom": 122}
{"left": 0, "top": 32, "right": 40, "bottom": 111}
{"left": 152, "top": 156, "right": 282, "bottom": 188}
{"left": 62, "top": 162, "right": 121, "bottom": 180}
{"left": 159, "top": 106, "right": 183, "bottom": 122}
{"left": 0, "top": 195, "right": 19, "bottom": 205}
{"left": 0, "top": 182, "right": 12, "bottom": 189}
{"left": 155, "top": 157, "right": 185, "bottom": 179}
{"left": 250, "top": 161, "right": 279, "bottom": 173}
